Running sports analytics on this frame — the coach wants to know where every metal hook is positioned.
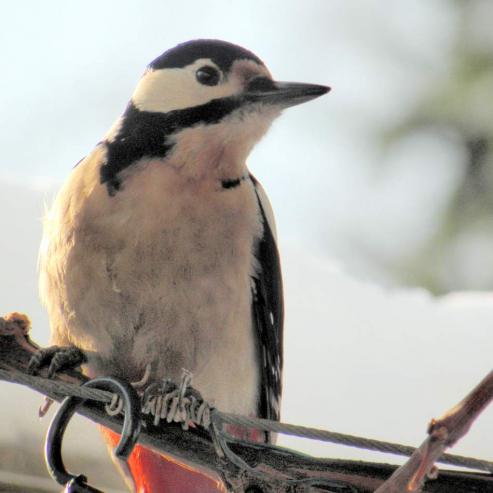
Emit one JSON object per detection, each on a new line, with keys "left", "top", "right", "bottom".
{"left": 45, "top": 376, "right": 142, "bottom": 491}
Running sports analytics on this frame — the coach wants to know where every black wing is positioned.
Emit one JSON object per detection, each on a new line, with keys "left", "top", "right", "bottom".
{"left": 250, "top": 175, "right": 284, "bottom": 439}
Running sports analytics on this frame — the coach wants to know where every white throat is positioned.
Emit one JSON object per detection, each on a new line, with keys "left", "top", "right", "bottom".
{"left": 166, "top": 106, "right": 280, "bottom": 181}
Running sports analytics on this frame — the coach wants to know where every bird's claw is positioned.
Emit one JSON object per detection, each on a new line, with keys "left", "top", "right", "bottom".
{"left": 27, "top": 345, "right": 87, "bottom": 377}
{"left": 141, "top": 370, "right": 211, "bottom": 430}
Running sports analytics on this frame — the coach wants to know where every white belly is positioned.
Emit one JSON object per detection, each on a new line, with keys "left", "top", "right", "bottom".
{"left": 40, "top": 151, "right": 262, "bottom": 415}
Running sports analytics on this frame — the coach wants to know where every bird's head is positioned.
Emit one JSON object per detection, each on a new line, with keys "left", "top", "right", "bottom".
{"left": 102, "top": 39, "right": 329, "bottom": 192}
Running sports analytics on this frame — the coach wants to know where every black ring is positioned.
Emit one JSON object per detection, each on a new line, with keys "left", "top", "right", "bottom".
{"left": 45, "top": 376, "right": 141, "bottom": 487}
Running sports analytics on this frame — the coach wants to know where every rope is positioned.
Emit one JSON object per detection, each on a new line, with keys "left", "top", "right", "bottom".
{"left": 1, "top": 367, "right": 492, "bottom": 474}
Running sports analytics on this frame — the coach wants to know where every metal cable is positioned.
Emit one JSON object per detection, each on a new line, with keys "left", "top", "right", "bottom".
{"left": 0, "top": 368, "right": 111, "bottom": 403}
{"left": 217, "top": 413, "right": 493, "bottom": 473}
{"left": 1, "top": 367, "right": 492, "bottom": 474}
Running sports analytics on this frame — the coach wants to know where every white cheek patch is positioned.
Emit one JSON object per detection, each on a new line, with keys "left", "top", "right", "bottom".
{"left": 132, "top": 59, "right": 242, "bottom": 113}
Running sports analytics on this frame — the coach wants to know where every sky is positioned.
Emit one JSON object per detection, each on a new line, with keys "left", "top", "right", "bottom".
{"left": 1, "top": 0, "right": 468, "bottom": 278}
{"left": 0, "top": 0, "right": 492, "bottom": 490}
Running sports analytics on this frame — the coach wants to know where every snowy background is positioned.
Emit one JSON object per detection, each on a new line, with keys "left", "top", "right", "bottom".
{"left": 1, "top": 1, "right": 492, "bottom": 491}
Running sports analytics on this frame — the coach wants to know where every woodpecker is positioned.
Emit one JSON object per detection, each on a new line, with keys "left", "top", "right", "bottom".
{"left": 38, "top": 39, "right": 329, "bottom": 492}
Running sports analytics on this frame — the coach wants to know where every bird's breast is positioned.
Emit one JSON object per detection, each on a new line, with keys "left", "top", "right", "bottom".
{"left": 44, "top": 155, "right": 263, "bottom": 414}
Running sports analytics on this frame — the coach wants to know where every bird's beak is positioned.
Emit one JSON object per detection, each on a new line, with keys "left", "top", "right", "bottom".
{"left": 243, "top": 78, "right": 330, "bottom": 109}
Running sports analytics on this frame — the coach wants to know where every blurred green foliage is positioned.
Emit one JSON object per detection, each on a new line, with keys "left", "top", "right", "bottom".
{"left": 378, "top": 2, "right": 493, "bottom": 293}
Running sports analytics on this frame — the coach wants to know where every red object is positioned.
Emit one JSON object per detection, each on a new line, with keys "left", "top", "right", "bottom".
{"left": 101, "top": 427, "right": 245, "bottom": 493}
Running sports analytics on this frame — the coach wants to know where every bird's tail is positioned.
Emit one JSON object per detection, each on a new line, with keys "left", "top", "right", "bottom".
{"left": 101, "top": 427, "right": 227, "bottom": 493}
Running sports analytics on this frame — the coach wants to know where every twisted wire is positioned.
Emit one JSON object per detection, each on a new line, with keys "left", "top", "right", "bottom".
{"left": 1, "top": 367, "right": 492, "bottom": 474}
{"left": 217, "top": 413, "right": 493, "bottom": 473}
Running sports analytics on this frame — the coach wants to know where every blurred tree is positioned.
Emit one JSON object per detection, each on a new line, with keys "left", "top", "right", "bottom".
{"left": 379, "top": 0, "right": 493, "bottom": 293}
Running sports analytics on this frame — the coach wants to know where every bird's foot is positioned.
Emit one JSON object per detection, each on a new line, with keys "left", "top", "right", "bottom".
{"left": 141, "top": 370, "right": 211, "bottom": 430}
{"left": 27, "top": 345, "right": 87, "bottom": 378}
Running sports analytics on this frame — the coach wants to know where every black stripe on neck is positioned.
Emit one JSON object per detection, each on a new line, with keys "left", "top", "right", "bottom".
{"left": 100, "top": 97, "right": 245, "bottom": 195}
{"left": 221, "top": 176, "right": 247, "bottom": 189}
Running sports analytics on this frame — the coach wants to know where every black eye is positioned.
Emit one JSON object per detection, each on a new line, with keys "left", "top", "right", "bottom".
{"left": 196, "top": 66, "right": 220, "bottom": 86}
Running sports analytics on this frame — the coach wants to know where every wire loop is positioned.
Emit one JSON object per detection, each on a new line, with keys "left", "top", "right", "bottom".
{"left": 44, "top": 376, "right": 141, "bottom": 490}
